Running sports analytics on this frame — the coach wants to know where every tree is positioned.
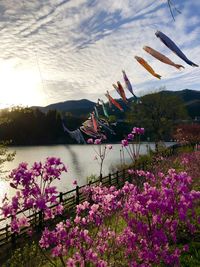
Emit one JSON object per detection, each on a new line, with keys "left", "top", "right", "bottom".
{"left": 126, "top": 90, "right": 188, "bottom": 147}
{"left": 0, "top": 117, "right": 15, "bottom": 175}
{"left": 173, "top": 124, "right": 200, "bottom": 145}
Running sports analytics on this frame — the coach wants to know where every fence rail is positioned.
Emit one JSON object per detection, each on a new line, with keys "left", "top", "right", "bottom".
{"left": 0, "top": 143, "right": 194, "bottom": 249}
{"left": 0, "top": 166, "right": 135, "bottom": 248}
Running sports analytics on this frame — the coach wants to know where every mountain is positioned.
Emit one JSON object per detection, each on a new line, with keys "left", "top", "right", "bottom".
{"left": 33, "top": 99, "right": 96, "bottom": 116}
{"left": 32, "top": 89, "right": 200, "bottom": 119}
{"left": 159, "top": 89, "right": 200, "bottom": 119}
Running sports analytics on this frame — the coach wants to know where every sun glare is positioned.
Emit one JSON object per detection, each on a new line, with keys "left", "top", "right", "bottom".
{"left": 0, "top": 62, "right": 46, "bottom": 109}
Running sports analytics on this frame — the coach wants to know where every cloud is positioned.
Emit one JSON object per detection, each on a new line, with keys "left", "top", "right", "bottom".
{"left": 0, "top": 0, "right": 199, "bottom": 106}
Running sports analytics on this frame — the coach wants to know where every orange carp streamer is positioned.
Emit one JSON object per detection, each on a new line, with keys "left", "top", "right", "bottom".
{"left": 135, "top": 56, "right": 161, "bottom": 79}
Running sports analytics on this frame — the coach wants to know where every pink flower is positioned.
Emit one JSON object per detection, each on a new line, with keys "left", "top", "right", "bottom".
{"left": 18, "top": 216, "right": 30, "bottom": 228}
{"left": 73, "top": 180, "right": 77, "bottom": 185}
{"left": 121, "top": 139, "right": 129, "bottom": 147}
{"left": 106, "top": 145, "right": 112, "bottom": 150}
{"left": 94, "top": 139, "right": 101, "bottom": 145}
{"left": 54, "top": 204, "right": 64, "bottom": 215}
{"left": 128, "top": 133, "right": 134, "bottom": 140}
{"left": 132, "top": 127, "right": 145, "bottom": 135}
{"left": 87, "top": 138, "right": 94, "bottom": 144}
{"left": 140, "top": 127, "right": 145, "bottom": 134}
{"left": 183, "top": 244, "right": 189, "bottom": 252}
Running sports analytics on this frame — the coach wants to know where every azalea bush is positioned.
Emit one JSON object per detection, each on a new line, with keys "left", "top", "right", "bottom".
{"left": 173, "top": 124, "right": 200, "bottom": 146}
{"left": 149, "top": 151, "right": 200, "bottom": 189}
{"left": 39, "top": 169, "right": 199, "bottom": 266}
{"left": 1, "top": 157, "right": 67, "bottom": 232}
{"left": 121, "top": 127, "right": 144, "bottom": 163}
{"left": 1, "top": 152, "right": 200, "bottom": 266}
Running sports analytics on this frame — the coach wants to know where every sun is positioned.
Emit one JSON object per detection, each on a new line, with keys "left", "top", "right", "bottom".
{"left": 0, "top": 61, "right": 46, "bottom": 109}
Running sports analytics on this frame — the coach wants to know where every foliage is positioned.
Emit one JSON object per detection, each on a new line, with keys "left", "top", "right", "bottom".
{"left": 151, "top": 151, "right": 200, "bottom": 191}
{"left": 173, "top": 123, "right": 200, "bottom": 145}
{"left": 86, "top": 174, "right": 98, "bottom": 184}
{"left": 2, "top": 241, "right": 47, "bottom": 267}
{"left": 180, "top": 241, "right": 200, "bottom": 267}
{"left": 0, "top": 107, "right": 79, "bottom": 145}
{"left": 126, "top": 90, "right": 188, "bottom": 143}
{"left": 0, "top": 141, "right": 15, "bottom": 174}
{"left": 0, "top": 115, "right": 15, "bottom": 174}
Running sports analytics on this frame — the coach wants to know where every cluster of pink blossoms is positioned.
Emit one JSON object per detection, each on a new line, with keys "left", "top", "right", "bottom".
{"left": 121, "top": 127, "right": 145, "bottom": 162}
{"left": 121, "top": 127, "right": 144, "bottom": 147}
{"left": 1, "top": 157, "right": 67, "bottom": 232}
{"left": 87, "top": 138, "right": 112, "bottom": 150}
{"left": 39, "top": 169, "right": 199, "bottom": 266}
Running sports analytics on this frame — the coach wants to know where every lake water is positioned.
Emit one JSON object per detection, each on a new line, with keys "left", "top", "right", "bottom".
{"left": 0, "top": 143, "right": 173, "bottom": 202}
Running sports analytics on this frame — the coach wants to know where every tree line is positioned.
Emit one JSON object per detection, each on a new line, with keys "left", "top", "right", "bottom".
{"left": 0, "top": 92, "right": 193, "bottom": 145}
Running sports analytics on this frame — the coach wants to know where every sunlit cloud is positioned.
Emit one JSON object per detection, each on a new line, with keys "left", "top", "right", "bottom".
{"left": 0, "top": 0, "right": 199, "bottom": 107}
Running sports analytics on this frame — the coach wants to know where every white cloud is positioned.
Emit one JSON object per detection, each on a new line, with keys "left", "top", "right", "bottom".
{"left": 0, "top": 0, "right": 199, "bottom": 107}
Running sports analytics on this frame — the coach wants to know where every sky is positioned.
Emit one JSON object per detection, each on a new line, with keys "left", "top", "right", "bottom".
{"left": 0, "top": 0, "right": 199, "bottom": 108}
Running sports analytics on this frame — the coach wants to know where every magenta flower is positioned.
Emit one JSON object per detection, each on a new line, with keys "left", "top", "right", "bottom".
{"left": 38, "top": 168, "right": 200, "bottom": 266}
{"left": 94, "top": 139, "right": 101, "bottom": 145}
{"left": 140, "top": 127, "right": 145, "bottom": 134}
{"left": 1, "top": 157, "right": 67, "bottom": 233}
{"left": 121, "top": 139, "right": 129, "bottom": 147}
{"left": 127, "top": 133, "right": 134, "bottom": 140}
{"left": 87, "top": 138, "right": 94, "bottom": 144}
{"left": 132, "top": 127, "right": 145, "bottom": 135}
{"left": 73, "top": 180, "right": 78, "bottom": 185}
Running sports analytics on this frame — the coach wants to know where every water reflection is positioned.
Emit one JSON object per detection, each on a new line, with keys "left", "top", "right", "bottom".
{"left": 1, "top": 143, "right": 174, "bottom": 202}
{"left": 64, "top": 145, "right": 82, "bottom": 178}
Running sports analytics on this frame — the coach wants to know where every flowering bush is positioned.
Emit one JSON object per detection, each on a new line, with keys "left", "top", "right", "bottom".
{"left": 173, "top": 124, "right": 200, "bottom": 145}
{"left": 1, "top": 157, "right": 67, "bottom": 232}
{"left": 149, "top": 151, "right": 200, "bottom": 190}
{"left": 39, "top": 169, "right": 200, "bottom": 266}
{"left": 87, "top": 138, "right": 112, "bottom": 177}
{"left": 121, "top": 127, "right": 144, "bottom": 163}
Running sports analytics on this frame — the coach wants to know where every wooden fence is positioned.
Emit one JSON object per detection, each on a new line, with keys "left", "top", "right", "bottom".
{"left": 0, "top": 167, "right": 137, "bottom": 249}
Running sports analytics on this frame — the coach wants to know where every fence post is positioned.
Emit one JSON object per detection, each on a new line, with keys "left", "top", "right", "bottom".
{"left": 10, "top": 215, "right": 16, "bottom": 248}
{"left": 34, "top": 212, "right": 37, "bottom": 227}
{"left": 109, "top": 173, "right": 112, "bottom": 185}
{"left": 6, "top": 224, "right": 9, "bottom": 241}
{"left": 59, "top": 192, "right": 63, "bottom": 203}
{"left": 76, "top": 185, "right": 80, "bottom": 205}
{"left": 99, "top": 174, "right": 102, "bottom": 183}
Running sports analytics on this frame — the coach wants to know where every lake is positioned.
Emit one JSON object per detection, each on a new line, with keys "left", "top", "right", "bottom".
{"left": 0, "top": 143, "right": 173, "bottom": 202}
